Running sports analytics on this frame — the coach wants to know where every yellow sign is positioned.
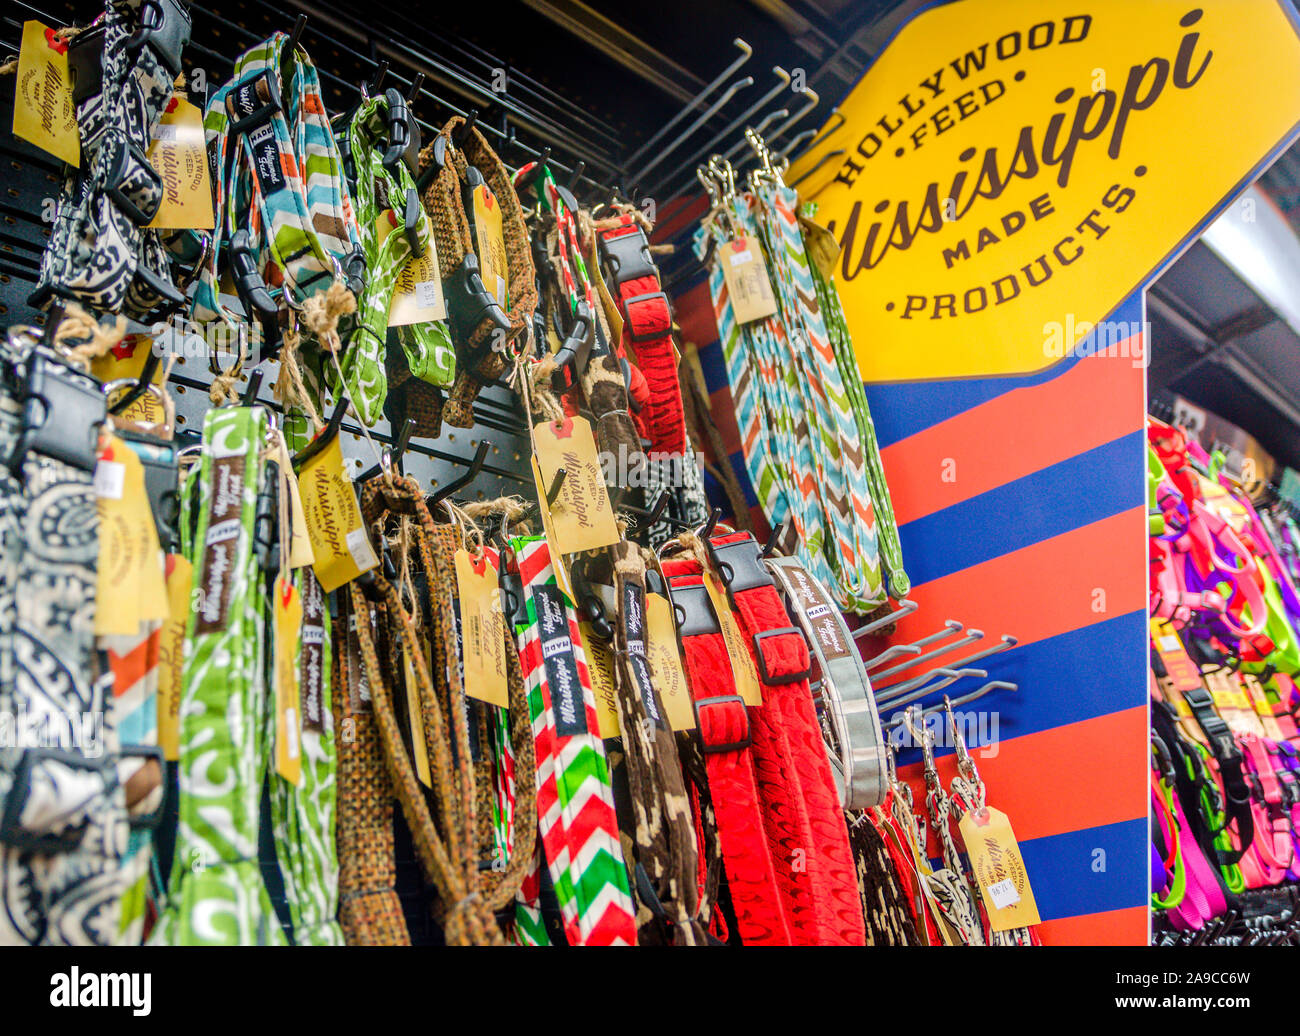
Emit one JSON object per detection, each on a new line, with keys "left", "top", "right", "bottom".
{"left": 790, "top": 0, "right": 1300, "bottom": 382}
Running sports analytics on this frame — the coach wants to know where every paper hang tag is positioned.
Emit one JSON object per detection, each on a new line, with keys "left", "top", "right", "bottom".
{"left": 645, "top": 591, "right": 696, "bottom": 731}
{"left": 273, "top": 439, "right": 314, "bottom": 569}
{"left": 529, "top": 456, "right": 575, "bottom": 603}
{"left": 273, "top": 577, "right": 303, "bottom": 785}
{"left": 702, "top": 567, "right": 764, "bottom": 707}
{"left": 719, "top": 235, "right": 778, "bottom": 324}
{"left": 1149, "top": 619, "right": 1201, "bottom": 693}
{"left": 402, "top": 647, "right": 434, "bottom": 787}
{"left": 156, "top": 554, "right": 192, "bottom": 761}
{"left": 531, "top": 416, "right": 619, "bottom": 556}
{"left": 93, "top": 338, "right": 167, "bottom": 425}
{"left": 958, "top": 805, "right": 1042, "bottom": 931}
{"left": 389, "top": 236, "right": 447, "bottom": 325}
{"left": 797, "top": 214, "right": 842, "bottom": 283}
{"left": 13, "top": 21, "right": 79, "bottom": 167}
{"left": 297, "top": 435, "right": 378, "bottom": 591}
{"left": 146, "top": 97, "right": 215, "bottom": 230}
{"left": 95, "top": 436, "right": 169, "bottom": 636}
{"left": 472, "top": 183, "right": 508, "bottom": 308}
{"left": 578, "top": 622, "right": 622, "bottom": 739}
{"left": 454, "top": 548, "right": 509, "bottom": 708}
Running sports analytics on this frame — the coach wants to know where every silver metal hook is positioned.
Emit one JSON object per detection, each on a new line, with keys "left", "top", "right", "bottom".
{"left": 634, "top": 75, "right": 755, "bottom": 182}
{"left": 624, "top": 39, "right": 753, "bottom": 169}
{"left": 878, "top": 666, "right": 988, "bottom": 712}
{"left": 874, "top": 630, "right": 1012, "bottom": 691}
{"left": 866, "top": 621, "right": 972, "bottom": 677}
{"left": 764, "top": 86, "right": 820, "bottom": 148}
{"left": 853, "top": 598, "right": 918, "bottom": 641}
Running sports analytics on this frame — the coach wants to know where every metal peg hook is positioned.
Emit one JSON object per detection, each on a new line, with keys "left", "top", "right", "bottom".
{"left": 874, "top": 631, "right": 1013, "bottom": 693}
{"left": 624, "top": 38, "right": 753, "bottom": 169}
{"left": 864, "top": 620, "right": 966, "bottom": 674}
{"left": 870, "top": 625, "right": 983, "bottom": 682}
{"left": 852, "top": 599, "right": 918, "bottom": 641}
{"left": 878, "top": 667, "right": 988, "bottom": 712}
{"left": 634, "top": 75, "right": 755, "bottom": 182}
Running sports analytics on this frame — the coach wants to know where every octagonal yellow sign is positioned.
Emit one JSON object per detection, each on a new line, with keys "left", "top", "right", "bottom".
{"left": 791, "top": 0, "right": 1300, "bottom": 382}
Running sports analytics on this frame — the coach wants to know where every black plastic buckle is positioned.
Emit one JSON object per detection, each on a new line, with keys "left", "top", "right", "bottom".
{"left": 254, "top": 459, "right": 280, "bottom": 574}
{"left": 66, "top": 27, "right": 105, "bottom": 107}
{"left": 551, "top": 300, "right": 591, "bottom": 392}
{"left": 381, "top": 88, "right": 414, "bottom": 175}
{"left": 601, "top": 225, "right": 657, "bottom": 288}
{"left": 119, "top": 745, "right": 167, "bottom": 831}
{"left": 104, "top": 136, "right": 163, "bottom": 227}
{"left": 669, "top": 583, "right": 720, "bottom": 639}
{"left": 342, "top": 244, "right": 367, "bottom": 298}
{"left": 119, "top": 431, "right": 181, "bottom": 553}
{"left": 130, "top": 260, "right": 188, "bottom": 320}
{"left": 226, "top": 70, "right": 282, "bottom": 135}
{"left": 753, "top": 626, "right": 813, "bottom": 685}
{"left": 695, "top": 695, "right": 751, "bottom": 754}
{"left": 125, "top": 0, "right": 192, "bottom": 79}
{"left": 447, "top": 252, "right": 511, "bottom": 339}
{"left": 400, "top": 186, "right": 424, "bottom": 258}
{"left": 623, "top": 290, "right": 670, "bottom": 343}
{"left": 228, "top": 229, "right": 282, "bottom": 358}
{"left": 9, "top": 351, "right": 105, "bottom": 474}
{"left": 707, "top": 534, "right": 775, "bottom": 602}
{"left": 500, "top": 566, "right": 528, "bottom": 629}
{"left": 0, "top": 748, "right": 115, "bottom": 853}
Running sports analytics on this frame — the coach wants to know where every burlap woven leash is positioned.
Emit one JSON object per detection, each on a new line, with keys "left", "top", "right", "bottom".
{"left": 402, "top": 116, "right": 537, "bottom": 436}
{"left": 352, "top": 474, "right": 502, "bottom": 944}
{"left": 332, "top": 589, "right": 409, "bottom": 945}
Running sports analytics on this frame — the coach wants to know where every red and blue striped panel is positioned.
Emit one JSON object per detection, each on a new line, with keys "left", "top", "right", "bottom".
{"left": 669, "top": 260, "right": 1149, "bottom": 944}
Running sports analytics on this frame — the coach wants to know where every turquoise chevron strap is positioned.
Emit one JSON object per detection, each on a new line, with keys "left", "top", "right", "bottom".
{"left": 801, "top": 203, "right": 908, "bottom": 600}
{"left": 750, "top": 178, "right": 884, "bottom": 610}
{"left": 151, "top": 405, "right": 286, "bottom": 945}
{"left": 333, "top": 93, "right": 455, "bottom": 425}
{"left": 191, "top": 32, "right": 363, "bottom": 339}
{"left": 268, "top": 565, "right": 343, "bottom": 945}
{"left": 693, "top": 200, "right": 840, "bottom": 605}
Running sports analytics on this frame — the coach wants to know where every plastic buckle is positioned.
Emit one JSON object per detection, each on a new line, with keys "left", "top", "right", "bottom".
{"left": 0, "top": 748, "right": 115, "bottom": 853}
{"left": 400, "top": 186, "right": 424, "bottom": 259}
{"left": 119, "top": 745, "right": 167, "bottom": 831}
{"left": 119, "top": 431, "right": 181, "bottom": 552}
{"left": 600, "top": 226, "right": 657, "bottom": 287}
{"left": 695, "top": 695, "right": 751, "bottom": 754}
{"left": 381, "top": 88, "right": 413, "bottom": 174}
{"left": 104, "top": 136, "right": 164, "bottom": 227}
{"left": 447, "top": 251, "right": 511, "bottom": 338}
{"left": 500, "top": 568, "right": 528, "bottom": 629}
{"left": 623, "top": 290, "right": 670, "bottom": 343}
{"left": 124, "top": 0, "right": 192, "bottom": 79}
{"left": 66, "top": 27, "right": 105, "bottom": 107}
{"left": 254, "top": 459, "right": 280, "bottom": 574}
{"left": 752, "top": 626, "right": 813, "bottom": 685}
{"left": 669, "top": 583, "right": 720, "bottom": 639}
{"left": 228, "top": 229, "right": 282, "bottom": 358}
{"left": 707, "top": 534, "right": 775, "bottom": 601}
{"left": 550, "top": 300, "right": 590, "bottom": 392}
{"left": 130, "top": 260, "right": 188, "bottom": 320}
{"left": 226, "top": 70, "right": 282, "bottom": 135}
{"left": 9, "top": 351, "right": 105, "bottom": 474}
{"left": 342, "top": 245, "right": 368, "bottom": 298}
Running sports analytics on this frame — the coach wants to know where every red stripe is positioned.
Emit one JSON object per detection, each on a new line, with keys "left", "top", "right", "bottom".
{"left": 898, "top": 706, "right": 1147, "bottom": 844}
{"left": 1036, "top": 905, "right": 1147, "bottom": 946}
{"left": 677, "top": 280, "right": 721, "bottom": 354}
{"left": 872, "top": 508, "right": 1148, "bottom": 684}
{"left": 880, "top": 350, "right": 1146, "bottom": 526}
{"left": 654, "top": 194, "right": 710, "bottom": 245}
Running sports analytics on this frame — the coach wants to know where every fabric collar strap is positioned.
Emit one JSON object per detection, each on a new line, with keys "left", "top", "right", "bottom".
{"left": 192, "top": 32, "right": 363, "bottom": 348}
{"left": 766, "top": 554, "right": 887, "bottom": 809}
{"left": 595, "top": 211, "right": 687, "bottom": 457}
{"left": 506, "top": 536, "right": 637, "bottom": 945}
{"left": 34, "top": 0, "right": 191, "bottom": 321}
{"left": 608, "top": 542, "right": 705, "bottom": 944}
{"left": 152, "top": 405, "right": 285, "bottom": 945}
{"left": 333, "top": 589, "right": 410, "bottom": 944}
{"left": 333, "top": 93, "right": 455, "bottom": 428}
{"left": 0, "top": 333, "right": 129, "bottom": 945}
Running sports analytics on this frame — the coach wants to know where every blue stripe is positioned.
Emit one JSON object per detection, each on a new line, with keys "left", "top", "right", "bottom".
{"left": 886, "top": 609, "right": 1147, "bottom": 766}
{"left": 897, "top": 431, "right": 1145, "bottom": 587}
{"left": 1020, "top": 818, "right": 1147, "bottom": 922}
{"left": 862, "top": 292, "right": 1144, "bottom": 447}
{"left": 698, "top": 338, "right": 729, "bottom": 396}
